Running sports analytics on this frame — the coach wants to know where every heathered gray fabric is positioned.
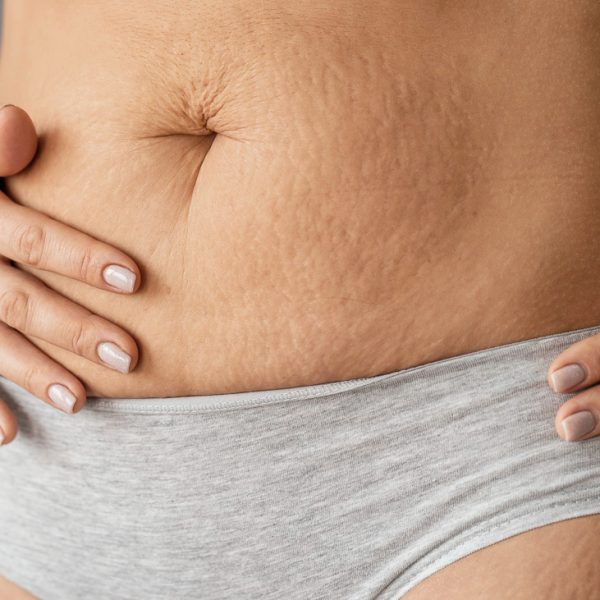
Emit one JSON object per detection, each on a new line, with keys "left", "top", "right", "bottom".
{"left": 1, "top": 324, "right": 600, "bottom": 599}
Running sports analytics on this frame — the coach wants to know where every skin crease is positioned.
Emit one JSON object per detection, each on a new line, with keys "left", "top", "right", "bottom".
{"left": 1, "top": 0, "right": 600, "bottom": 597}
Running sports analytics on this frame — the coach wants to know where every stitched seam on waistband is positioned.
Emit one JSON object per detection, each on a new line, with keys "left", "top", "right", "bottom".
{"left": 3, "top": 322, "right": 599, "bottom": 415}
{"left": 85, "top": 375, "right": 390, "bottom": 414}
{"left": 85, "top": 323, "right": 600, "bottom": 413}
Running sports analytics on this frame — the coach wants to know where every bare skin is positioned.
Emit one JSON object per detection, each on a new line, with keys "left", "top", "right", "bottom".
{"left": 0, "top": 575, "right": 38, "bottom": 599}
{"left": 3, "top": 1, "right": 600, "bottom": 399}
{"left": 1, "top": 0, "right": 600, "bottom": 597}
{"left": 0, "top": 105, "right": 142, "bottom": 441}
{"left": 403, "top": 514, "right": 600, "bottom": 600}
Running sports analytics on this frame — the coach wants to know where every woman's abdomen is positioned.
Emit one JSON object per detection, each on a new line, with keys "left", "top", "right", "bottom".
{"left": 1, "top": 0, "right": 600, "bottom": 398}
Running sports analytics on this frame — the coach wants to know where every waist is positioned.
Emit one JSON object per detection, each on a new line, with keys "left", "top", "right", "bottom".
{"left": 1, "top": 0, "right": 600, "bottom": 397}
{"left": 3, "top": 192, "right": 600, "bottom": 399}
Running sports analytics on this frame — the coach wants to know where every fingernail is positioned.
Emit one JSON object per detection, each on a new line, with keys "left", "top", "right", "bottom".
{"left": 0, "top": 427, "right": 5, "bottom": 445}
{"left": 48, "top": 383, "right": 77, "bottom": 413}
{"left": 1, "top": 104, "right": 14, "bottom": 110}
{"left": 97, "top": 341, "right": 132, "bottom": 373}
{"left": 561, "top": 410, "right": 597, "bottom": 441}
{"left": 550, "top": 363, "right": 586, "bottom": 392}
{"left": 102, "top": 264, "right": 137, "bottom": 293}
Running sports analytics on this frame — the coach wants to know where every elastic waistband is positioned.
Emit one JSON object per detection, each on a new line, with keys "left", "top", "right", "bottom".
{"left": 3, "top": 322, "right": 600, "bottom": 414}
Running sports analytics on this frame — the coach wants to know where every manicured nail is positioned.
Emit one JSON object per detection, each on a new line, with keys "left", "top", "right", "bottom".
{"left": 550, "top": 363, "right": 586, "bottom": 393}
{"left": 97, "top": 341, "right": 132, "bottom": 373}
{"left": 102, "top": 264, "right": 136, "bottom": 293}
{"left": 48, "top": 383, "right": 77, "bottom": 413}
{"left": 561, "top": 410, "right": 596, "bottom": 441}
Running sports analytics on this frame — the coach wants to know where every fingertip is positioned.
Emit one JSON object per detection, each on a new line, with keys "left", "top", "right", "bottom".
{"left": 0, "top": 104, "right": 38, "bottom": 176}
{"left": 68, "top": 379, "right": 88, "bottom": 414}
{"left": 128, "top": 344, "right": 140, "bottom": 372}
{"left": 556, "top": 408, "right": 598, "bottom": 442}
{"left": 101, "top": 263, "right": 141, "bottom": 294}
{"left": 127, "top": 263, "right": 142, "bottom": 294}
{"left": 546, "top": 371, "right": 557, "bottom": 392}
{"left": 47, "top": 377, "right": 87, "bottom": 415}
{"left": 97, "top": 338, "right": 139, "bottom": 374}
{"left": 67, "top": 387, "right": 87, "bottom": 415}
{"left": 71, "top": 398, "right": 86, "bottom": 414}
{"left": 131, "top": 267, "right": 142, "bottom": 293}
{"left": 0, "top": 399, "right": 18, "bottom": 445}
{"left": 549, "top": 363, "right": 588, "bottom": 394}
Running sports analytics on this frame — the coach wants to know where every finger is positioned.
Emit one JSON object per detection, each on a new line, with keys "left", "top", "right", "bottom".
{"left": 0, "top": 191, "right": 141, "bottom": 293}
{"left": 0, "top": 320, "right": 86, "bottom": 415}
{"left": 555, "top": 386, "right": 600, "bottom": 442}
{"left": 546, "top": 334, "right": 600, "bottom": 393}
{"left": 0, "top": 396, "right": 18, "bottom": 446}
{"left": 0, "top": 262, "right": 138, "bottom": 373}
{"left": 0, "top": 105, "right": 38, "bottom": 176}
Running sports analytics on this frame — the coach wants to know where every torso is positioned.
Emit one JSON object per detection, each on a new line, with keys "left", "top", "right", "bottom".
{"left": 1, "top": 0, "right": 600, "bottom": 597}
{"left": 2, "top": 0, "right": 600, "bottom": 398}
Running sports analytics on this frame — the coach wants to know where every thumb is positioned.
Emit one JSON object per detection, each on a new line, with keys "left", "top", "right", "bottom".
{"left": 0, "top": 104, "right": 38, "bottom": 176}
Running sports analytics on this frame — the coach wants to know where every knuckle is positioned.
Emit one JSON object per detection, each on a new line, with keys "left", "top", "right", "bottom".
{"left": 21, "top": 365, "right": 38, "bottom": 394}
{"left": 75, "top": 244, "right": 105, "bottom": 284}
{"left": 12, "top": 224, "right": 46, "bottom": 266}
{"left": 70, "top": 318, "right": 92, "bottom": 356}
{"left": 0, "top": 289, "right": 30, "bottom": 331}
{"left": 77, "top": 246, "right": 95, "bottom": 282}
{"left": 70, "top": 315, "right": 98, "bottom": 356}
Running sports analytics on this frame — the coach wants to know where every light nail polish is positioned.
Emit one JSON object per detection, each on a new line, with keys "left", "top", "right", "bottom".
{"left": 561, "top": 410, "right": 596, "bottom": 441}
{"left": 102, "top": 264, "right": 136, "bottom": 293}
{"left": 48, "top": 384, "right": 77, "bottom": 413}
{"left": 97, "top": 341, "right": 132, "bottom": 373}
{"left": 550, "top": 363, "right": 586, "bottom": 393}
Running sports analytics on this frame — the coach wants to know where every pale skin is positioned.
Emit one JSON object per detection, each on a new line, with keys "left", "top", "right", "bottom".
{"left": 0, "top": 574, "right": 39, "bottom": 600}
{"left": 2, "top": 1, "right": 600, "bottom": 598}
{"left": 3, "top": 109, "right": 600, "bottom": 599}
{"left": 0, "top": 105, "right": 141, "bottom": 444}
{"left": 2, "top": 108, "right": 600, "bottom": 600}
{"left": 0, "top": 7, "right": 598, "bottom": 448}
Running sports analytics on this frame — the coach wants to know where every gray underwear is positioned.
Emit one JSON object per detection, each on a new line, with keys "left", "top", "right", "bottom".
{"left": 1, "top": 324, "right": 600, "bottom": 599}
